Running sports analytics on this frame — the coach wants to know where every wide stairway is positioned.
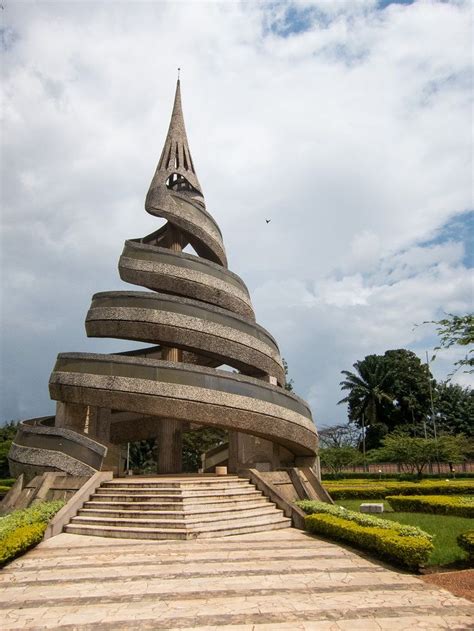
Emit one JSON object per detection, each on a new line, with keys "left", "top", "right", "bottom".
{"left": 65, "top": 475, "right": 291, "bottom": 540}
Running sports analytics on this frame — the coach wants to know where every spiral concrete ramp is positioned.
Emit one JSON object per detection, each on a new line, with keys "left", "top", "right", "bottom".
{"left": 9, "top": 79, "right": 318, "bottom": 480}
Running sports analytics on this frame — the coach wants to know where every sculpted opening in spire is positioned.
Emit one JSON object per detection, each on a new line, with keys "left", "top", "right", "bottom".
{"left": 149, "top": 79, "right": 203, "bottom": 200}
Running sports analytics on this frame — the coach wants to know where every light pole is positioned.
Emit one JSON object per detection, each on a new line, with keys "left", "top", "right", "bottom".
{"left": 425, "top": 351, "right": 440, "bottom": 473}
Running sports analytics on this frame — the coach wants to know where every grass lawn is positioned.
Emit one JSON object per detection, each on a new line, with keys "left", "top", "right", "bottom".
{"left": 336, "top": 498, "right": 472, "bottom": 567}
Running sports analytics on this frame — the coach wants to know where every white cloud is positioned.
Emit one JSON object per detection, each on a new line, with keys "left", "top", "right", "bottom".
{"left": 0, "top": 0, "right": 472, "bottom": 426}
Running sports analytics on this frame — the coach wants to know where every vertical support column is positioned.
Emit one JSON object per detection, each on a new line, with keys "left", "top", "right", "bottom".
{"left": 228, "top": 374, "right": 288, "bottom": 474}
{"left": 155, "top": 223, "right": 185, "bottom": 474}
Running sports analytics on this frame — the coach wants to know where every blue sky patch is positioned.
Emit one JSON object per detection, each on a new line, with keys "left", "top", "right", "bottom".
{"left": 421, "top": 210, "right": 474, "bottom": 268}
{"left": 378, "top": 0, "right": 415, "bottom": 9}
{"left": 264, "top": 2, "right": 331, "bottom": 38}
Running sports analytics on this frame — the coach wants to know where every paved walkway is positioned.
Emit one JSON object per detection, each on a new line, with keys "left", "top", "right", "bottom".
{"left": 0, "top": 529, "right": 473, "bottom": 630}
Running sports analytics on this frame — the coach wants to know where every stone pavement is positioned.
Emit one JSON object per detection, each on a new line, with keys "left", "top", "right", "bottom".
{"left": 0, "top": 529, "right": 472, "bottom": 630}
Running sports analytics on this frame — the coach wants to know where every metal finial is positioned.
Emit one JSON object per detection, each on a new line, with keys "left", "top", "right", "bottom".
{"left": 177, "top": 67, "right": 181, "bottom": 80}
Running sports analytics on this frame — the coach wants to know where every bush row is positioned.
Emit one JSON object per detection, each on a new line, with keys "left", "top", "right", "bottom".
{"left": 457, "top": 531, "right": 474, "bottom": 562}
{"left": 0, "top": 523, "right": 47, "bottom": 566}
{"left": 305, "top": 513, "right": 433, "bottom": 570}
{"left": 386, "top": 495, "right": 474, "bottom": 518}
{"left": 0, "top": 478, "right": 15, "bottom": 498}
{"left": 296, "top": 500, "right": 432, "bottom": 539}
{"left": 0, "top": 500, "right": 64, "bottom": 567}
{"left": 326, "top": 481, "right": 474, "bottom": 500}
{"left": 322, "top": 473, "right": 474, "bottom": 481}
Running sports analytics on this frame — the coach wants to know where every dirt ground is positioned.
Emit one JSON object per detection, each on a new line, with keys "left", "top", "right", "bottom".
{"left": 421, "top": 569, "right": 474, "bottom": 602}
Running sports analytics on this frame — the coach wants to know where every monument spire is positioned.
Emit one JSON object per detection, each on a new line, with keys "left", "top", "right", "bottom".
{"left": 145, "top": 78, "right": 228, "bottom": 266}
{"left": 149, "top": 77, "right": 203, "bottom": 198}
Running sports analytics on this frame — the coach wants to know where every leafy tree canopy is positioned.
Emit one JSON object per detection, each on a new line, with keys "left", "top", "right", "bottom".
{"left": 319, "top": 446, "right": 362, "bottom": 475}
{"left": 435, "top": 382, "right": 474, "bottom": 437}
{"left": 339, "top": 350, "right": 434, "bottom": 448}
{"left": 318, "top": 423, "right": 361, "bottom": 449}
{"left": 372, "top": 429, "right": 472, "bottom": 478}
{"left": 128, "top": 426, "right": 227, "bottom": 474}
{"left": 422, "top": 313, "right": 473, "bottom": 377}
{"left": 282, "top": 358, "right": 294, "bottom": 392}
{"left": 0, "top": 421, "right": 19, "bottom": 478}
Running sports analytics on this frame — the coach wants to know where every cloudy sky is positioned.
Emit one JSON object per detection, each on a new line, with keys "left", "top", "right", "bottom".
{"left": 1, "top": 0, "right": 472, "bottom": 429}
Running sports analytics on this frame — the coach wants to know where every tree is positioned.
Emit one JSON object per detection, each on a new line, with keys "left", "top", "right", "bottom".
{"left": 373, "top": 430, "right": 471, "bottom": 479}
{"left": 129, "top": 426, "right": 227, "bottom": 473}
{"left": 318, "top": 423, "right": 361, "bottom": 449}
{"left": 435, "top": 382, "right": 474, "bottom": 437}
{"left": 0, "top": 421, "right": 19, "bottom": 478}
{"left": 338, "top": 354, "right": 394, "bottom": 452}
{"left": 129, "top": 439, "right": 156, "bottom": 474}
{"left": 282, "top": 358, "right": 294, "bottom": 392}
{"left": 319, "top": 447, "right": 362, "bottom": 476}
{"left": 339, "top": 350, "right": 436, "bottom": 449}
{"left": 182, "top": 427, "right": 227, "bottom": 472}
{"left": 423, "top": 313, "right": 474, "bottom": 378}
{"left": 383, "top": 349, "right": 433, "bottom": 435}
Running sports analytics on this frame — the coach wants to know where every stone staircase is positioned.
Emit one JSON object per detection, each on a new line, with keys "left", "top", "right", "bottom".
{"left": 64, "top": 475, "right": 291, "bottom": 539}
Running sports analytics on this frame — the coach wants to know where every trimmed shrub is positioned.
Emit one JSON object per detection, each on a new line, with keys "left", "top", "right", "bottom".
{"left": 0, "top": 500, "right": 64, "bottom": 567}
{"left": 325, "top": 480, "right": 474, "bottom": 500}
{"left": 0, "top": 479, "right": 15, "bottom": 487}
{"left": 322, "top": 472, "right": 474, "bottom": 481}
{"left": 0, "top": 500, "right": 64, "bottom": 539}
{"left": 297, "top": 500, "right": 432, "bottom": 540}
{"left": 0, "top": 523, "right": 46, "bottom": 566}
{"left": 327, "top": 486, "right": 388, "bottom": 500}
{"left": 457, "top": 531, "right": 474, "bottom": 562}
{"left": 305, "top": 513, "right": 433, "bottom": 570}
{"left": 386, "top": 495, "right": 474, "bottom": 518}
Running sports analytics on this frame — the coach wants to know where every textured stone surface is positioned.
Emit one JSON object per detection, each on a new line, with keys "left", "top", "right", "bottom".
{"left": 49, "top": 368, "right": 318, "bottom": 457}
{"left": 360, "top": 503, "right": 384, "bottom": 513}
{"left": 1, "top": 528, "right": 472, "bottom": 630}
{"left": 86, "top": 314, "right": 283, "bottom": 383}
{"left": 18, "top": 416, "right": 106, "bottom": 455}
{"left": 8, "top": 444, "right": 96, "bottom": 477}
{"left": 119, "top": 241, "right": 254, "bottom": 319}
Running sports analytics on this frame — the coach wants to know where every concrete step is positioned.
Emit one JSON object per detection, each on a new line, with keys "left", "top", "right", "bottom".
{"left": 91, "top": 489, "right": 264, "bottom": 502}
{"left": 64, "top": 516, "right": 291, "bottom": 540}
{"left": 66, "top": 476, "right": 291, "bottom": 540}
{"left": 64, "top": 523, "right": 188, "bottom": 540}
{"left": 193, "top": 518, "right": 291, "bottom": 538}
{"left": 102, "top": 478, "right": 245, "bottom": 489}
{"left": 95, "top": 485, "right": 255, "bottom": 497}
{"left": 76, "top": 505, "right": 279, "bottom": 524}
{"left": 79, "top": 501, "right": 273, "bottom": 519}
{"left": 83, "top": 496, "right": 270, "bottom": 511}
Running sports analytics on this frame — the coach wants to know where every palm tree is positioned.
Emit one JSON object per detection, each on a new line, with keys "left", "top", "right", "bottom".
{"left": 338, "top": 355, "right": 394, "bottom": 463}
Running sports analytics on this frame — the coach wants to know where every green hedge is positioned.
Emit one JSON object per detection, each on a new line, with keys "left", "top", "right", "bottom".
{"left": 386, "top": 495, "right": 474, "bottom": 518}
{"left": 305, "top": 513, "right": 433, "bottom": 570}
{"left": 326, "top": 480, "right": 474, "bottom": 500}
{"left": 0, "top": 500, "right": 64, "bottom": 567}
{"left": 322, "top": 473, "right": 474, "bottom": 481}
{"left": 457, "top": 531, "right": 474, "bottom": 562}
{"left": 0, "top": 523, "right": 47, "bottom": 566}
{"left": 297, "top": 500, "right": 433, "bottom": 539}
{"left": 0, "top": 478, "right": 15, "bottom": 497}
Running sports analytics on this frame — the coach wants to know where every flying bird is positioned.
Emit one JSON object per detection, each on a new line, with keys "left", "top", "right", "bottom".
{"left": 265, "top": 219, "right": 271, "bottom": 224}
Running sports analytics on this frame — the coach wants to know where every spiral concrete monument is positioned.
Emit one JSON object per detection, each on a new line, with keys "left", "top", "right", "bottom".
{"left": 9, "top": 80, "right": 319, "bottom": 480}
